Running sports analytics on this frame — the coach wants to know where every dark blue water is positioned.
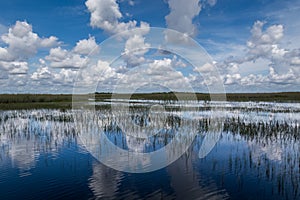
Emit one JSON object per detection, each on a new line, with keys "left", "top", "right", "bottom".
{"left": 0, "top": 108, "right": 299, "bottom": 199}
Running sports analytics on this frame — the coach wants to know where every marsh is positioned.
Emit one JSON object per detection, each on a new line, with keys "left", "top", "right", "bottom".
{"left": 0, "top": 100, "right": 299, "bottom": 199}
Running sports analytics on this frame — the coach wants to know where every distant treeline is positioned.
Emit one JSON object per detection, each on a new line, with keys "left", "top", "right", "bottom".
{"left": 0, "top": 94, "right": 72, "bottom": 103}
{"left": 225, "top": 92, "right": 300, "bottom": 102}
{"left": 98, "top": 92, "right": 300, "bottom": 102}
{"left": 0, "top": 92, "right": 299, "bottom": 110}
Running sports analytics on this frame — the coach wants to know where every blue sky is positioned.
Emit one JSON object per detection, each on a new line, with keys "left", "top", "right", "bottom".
{"left": 0, "top": 0, "right": 299, "bottom": 93}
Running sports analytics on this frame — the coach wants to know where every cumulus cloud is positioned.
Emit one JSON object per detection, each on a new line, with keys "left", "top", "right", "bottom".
{"left": 218, "top": 20, "right": 287, "bottom": 70}
{"left": 124, "top": 34, "right": 150, "bottom": 55}
{"left": 246, "top": 21, "right": 286, "bottom": 61}
{"left": 165, "top": 0, "right": 201, "bottom": 37}
{"left": 284, "top": 49, "right": 300, "bottom": 76}
{"left": 268, "top": 66, "right": 296, "bottom": 84}
{"left": 122, "top": 34, "right": 150, "bottom": 67}
{"left": 290, "top": 55, "right": 300, "bottom": 65}
{"left": 45, "top": 47, "right": 88, "bottom": 68}
{"left": 0, "top": 21, "right": 104, "bottom": 91}
{"left": 0, "top": 47, "right": 13, "bottom": 61}
{"left": 53, "top": 68, "right": 78, "bottom": 84}
{"left": 0, "top": 21, "right": 58, "bottom": 61}
{"left": 2, "top": 2, "right": 151, "bottom": 92}
{"left": 7, "top": 74, "right": 28, "bottom": 87}
{"left": 73, "top": 36, "right": 99, "bottom": 55}
{"left": 45, "top": 36, "right": 101, "bottom": 69}
{"left": 0, "top": 61, "right": 28, "bottom": 74}
{"left": 164, "top": 0, "right": 218, "bottom": 44}
{"left": 85, "top": 0, "right": 149, "bottom": 34}
{"left": 3, "top": 1, "right": 299, "bottom": 93}
{"left": 214, "top": 20, "right": 300, "bottom": 90}
{"left": 194, "top": 62, "right": 214, "bottom": 73}
{"left": 224, "top": 73, "right": 241, "bottom": 85}
{"left": 238, "top": 67, "right": 297, "bottom": 87}
{"left": 85, "top": 0, "right": 150, "bottom": 70}
{"left": 171, "top": 55, "right": 187, "bottom": 68}
{"left": 164, "top": 0, "right": 201, "bottom": 44}
{"left": 31, "top": 67, "right": 52, "bottom": 80}
{"left": 31, "top": 65, "right": 78, "bottom": 87}
{"left": 129, "top": 58, "right": 191, "bottom": 91}
{"left": 73, "top": 59, "right": 120, "bottom": 92}
{"left": 0, "top": 21, "right": 59, "bottom": 79}
{"left": 29, "top": 35, "right": 104, "bottom": 90}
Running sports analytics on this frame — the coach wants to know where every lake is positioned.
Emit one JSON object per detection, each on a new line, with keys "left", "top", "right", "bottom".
{"left": 0, "top": 101, "right": 299, "bottom": 199}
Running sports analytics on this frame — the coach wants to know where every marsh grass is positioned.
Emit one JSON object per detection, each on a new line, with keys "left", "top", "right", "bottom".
{"left": 0, "top": 108, "right": 299, "bottom": 198}
{"left": 0, "top": 92, "right": 299, "bottom": 110}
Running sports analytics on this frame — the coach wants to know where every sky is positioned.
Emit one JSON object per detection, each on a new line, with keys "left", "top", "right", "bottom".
{"left": 0, "top": 0, "right": 299, "bottom": 93}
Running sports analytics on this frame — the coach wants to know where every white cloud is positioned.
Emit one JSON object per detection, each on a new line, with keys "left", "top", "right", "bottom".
{"left": 45, "top": 36, "right": 100, "bottom": 69}
{"left": 53, "top": 68, "right": 78, "bottom": 84}
{"left": 240, "top": 74, "right": 267, "bottom": 86}
{"left": 194, "top": 62, "right": 214, "bottom": 73}
{"left": 165, "top": 0, "right": 201, "bottom": 37}
{"left": 1, "top": 21, "right": 59, "bottom": 60}
{"left": 171, "top": 55, "right": 187, "bottom": 68}
{"left": 85, "top": 0, "right": 150, "bottom": 70}
{"left": 246, "top": 20, "right": 285, "bottom": 60}
{"left": 0, "top": 61, "right": 28, "bottom": 74}
{"left": 85, "top": 0, "right": 149, "bottom": 34}
{"left": 71, "top": 59, "right": 122, "bottom": 93}
{"left": 213, "top": 20, "right": 287, "bottom": 75}
{"left": 268, "top": 66, "right": 296, "bottom": 84}
{"left": 31, "top": 67, "right": 52, "bottom": 80}
{"left": 73, "top": 36, "right": 99, "bottom": 55}
{"left": 164, "top": 0, "right": 202, "bottom": 44}
{"left": 192, "top": 61, "right": 227, "bottom": 88}
{"left": 291, "top": 57, "right": 300, "bottom": 65}
{"left": 224, "top": 73, "right": 241, "bottom": 85}
{"left": 239, "top": 67, "right": 297, "bottom": 87}
{"left": 122, "top": 34, "right": 150, "bottom": 67}
{"left": 124, "top": 34, "right": 150, "bottom": 55}
{"left": 7, "top": 74, "right": 28, "bottom": 87}
{"left": 30, "top": 65, "right": 79, "bottom": 88}
{"left": 0, "top": 21, "right": 59, "bottom": 79}
{"left": 0, "top": 47, "right": 12, "bottom": 61}
{"left": 109, "top": 58, "right": 193, "bottom": 93}
{"left": 141, "top": 58, "right": 190, "bottom": 90}
{"left": 40, "top": 36, "right": 60, "bottom": 48}
{"left": 213, "top": 20, "right": 300, "bottom": 91}
{"left": 2, "top": 2, "right": 299, "bottom": 93}
{"left": 164, "top": 0, "right": 218, "bottom": 44}
{"left": 45, "top": 47, "right": 88, "bottom": 68}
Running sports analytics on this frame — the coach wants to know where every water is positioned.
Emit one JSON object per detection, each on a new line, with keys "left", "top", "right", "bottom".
{"left": 0, "top": 101, "right": 299, "bottom": 199}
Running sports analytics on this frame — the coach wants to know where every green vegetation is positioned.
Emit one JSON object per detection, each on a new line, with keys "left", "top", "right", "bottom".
{"left": 0, "top": 94, "right": 72, "bottom": 103}
{"left": 0, "top": 92, "right": 299, "bottom": 110}
{"left": 96, "top": 92, "right": 300, "bottom": 102}
{"left": 225, "top": 92, "right": 300, "bottom": 102}
{"left": 0, "top": 94, "right": 72, "bottom": 110}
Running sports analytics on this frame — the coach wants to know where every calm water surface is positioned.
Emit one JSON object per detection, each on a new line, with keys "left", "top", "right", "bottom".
{"left": 0, "top": 101, "right": 299, "bottom": 199}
